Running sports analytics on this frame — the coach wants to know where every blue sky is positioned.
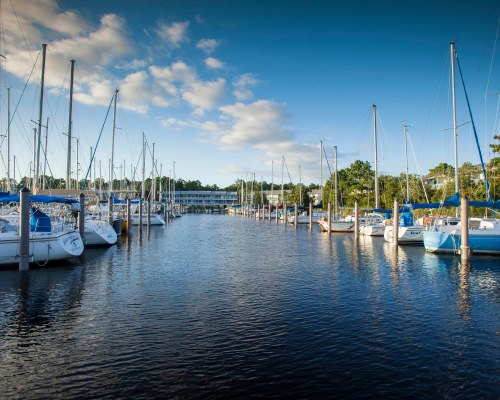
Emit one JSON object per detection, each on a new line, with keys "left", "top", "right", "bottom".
{"left": 1, "top": 0, "right": 499, "bottom": 188}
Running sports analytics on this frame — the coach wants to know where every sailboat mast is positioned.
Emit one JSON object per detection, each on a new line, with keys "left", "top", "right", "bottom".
{"left": 281, "top": 156, "right": 284, "bottom": 205}
{"left": 320, "top": 140, "right": 323, "bottom": 192}
{"left": 271, "top": 160, "right": 274, "bottom": 208}
{"left": 66, "top": 60, "right": 75, "bottom": 189}
{"left": 334, "top": 145, "right": 338, "bottom": 218}
{"left": 141, "top": 132, "right": 146, "bottom": 199}
{"left": 42, "top": 118, "right": 49, "bottom": 190}
{"left": 373, "top": 104, "right": 379, "bottom": 209}
{"left": 7, "top": 87, "right": 10, "bottom": 192}
{"left": 152, "top": 143, "right": 155, "bottom": 201}
{"left": 404, "top": 124, "right": 410, "bottom": 202}
{"left": 35, "top": 43, "right": 47, "bottom": 192}
{"left": 110, "top": 89, "right": 119, "bottom": 192}
{"left": 450, "top": 41, "right": 459, "bottom": 217}
{"left": 173, "top": 161, "right": 176, "bottom": 210}
{"left": 299, "top": 165, "right": 302, "bottom": 206}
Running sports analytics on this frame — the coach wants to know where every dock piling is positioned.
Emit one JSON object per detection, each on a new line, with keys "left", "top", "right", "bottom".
{"left": 294, "top": 203, "right": 298, "bottom": 228}
{"left": 126, "top": 198, "right": 131, "bottom": 235}
{"left": 354, "top": 201, "right": 359, "bottom": 239}
{"left": 393, "top": 200, "right": 399, "bottom": 246}
{"left": 147, "top": 200, "right": 151, "bottom": 229}
{"left": 138, "top": 199, "right": 143, "bottom": 233}
{"left": 461, "top": 197, "right": 470, "bottom": 263}
{"left": 79, "top": 193, "right": 85, "bottom": 243}
{"left": 327, "top": 203, "right": 332, "bottom": 235}
{"left": 108, "top": 193, "right": 114, "bottom": 225}
{"left": 19, "top": 187, "right": 30, "bottom": 271}
{"left": 309, "top": 201, "right": 313, "bottom": 230}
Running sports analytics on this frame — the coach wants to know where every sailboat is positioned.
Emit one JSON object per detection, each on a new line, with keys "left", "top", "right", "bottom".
{"left": 318, "top": 107, "right": 384, "bottom": 233}
{"left": 0, "top": 195, "right": 84, "bottom": 265}
{"left": 423, "top": 42, "right": 500, "bottom": 255}
{"left": 360, "top": 105, "right": 388, "bottom": 236}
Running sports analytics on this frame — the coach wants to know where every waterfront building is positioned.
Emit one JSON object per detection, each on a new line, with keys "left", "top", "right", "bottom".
{"left": 164, "top": 191, "right": 238, "bottom": 206}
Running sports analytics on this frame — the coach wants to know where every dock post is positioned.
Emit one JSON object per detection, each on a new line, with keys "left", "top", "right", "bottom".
{"left": 327, "top": 203, "right": 332, "bottom": 235}
{"left": 108, "top": 193, "right": 114, "bottom": 225}
{"left": 147, "top": 199, "right": 151, "bottom": 229}
{"left": 354, "top": 201, "right": 359, "bottom": 239}
{"left": 461, "top": 196, "right": 470, "bottom": 262}
{"left": 126, "top": 197, "right": 131, "bottom": 235}
{"left": 275, "top": 204, "right": 278, "bottom": 224}
{"left": 294, "top": 203, "right": 298, "bottom": 228}
{"left": 309, "top": 201, "right": 313, "bottom": 231}
{"left": 19, "top": 187, "right": 30, "bottom": 271}
{"left": 284, "top": 202, "right": 287, "bottom": 224}
{"left": 268, "top": 204, "right": 271, "bottom": 222}
{"left": 79, "top": 193, "right": 85, "bottom": 243}
{"left": 392, "top": 199, "right": 399, "bottom": 246}
{"left": 261, "top": 204, "right": 264, "bottom": 221}
{"left": 138, "top": 199, "right": 143, "bottom": 233}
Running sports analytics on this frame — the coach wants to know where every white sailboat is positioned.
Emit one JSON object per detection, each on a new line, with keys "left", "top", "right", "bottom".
{"left": 360, "top": 104, "right": 387, "bottom": 236}
{"left": 0, "top": 195, "right": 84, "bottom": 266}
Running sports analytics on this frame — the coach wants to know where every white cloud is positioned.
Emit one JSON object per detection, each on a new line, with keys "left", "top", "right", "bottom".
{"left": 182, "top": 78, "right": 226, "bottom": 113}
{"left": 150, "top": 62, "right": 196, "bottom": 84}
{"left": 116, "top": 58, "right": 150, "bottom": 70}
{"left": 4, "top": 8, "right": 134, "bottom": 107}
{"left": 232, "top": 73, "right": 259, "bottom": 101}
{"left": 196, "top": 38, "right": 220, "bottom": 54}
{"left": 3, "top": 0, "right": 88, "bottom": 42}
{"left": 205, "top": 57, "right": 225, "bottom": 70}
{"left": 157, "top": 21, "right": 189, "bottom": 48}
{"left": 119, "top": 71, "right": 172, "bottom": 113}
{"left": 201, "top": 100, "right": 291, "bottom": 149}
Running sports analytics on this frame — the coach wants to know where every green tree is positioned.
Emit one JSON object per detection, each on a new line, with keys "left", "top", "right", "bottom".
{"left": 287, "top": 184, "right": 310, "bottom": 205}
{"left": 489, "top": 134, "right": 500, "bottom": 154}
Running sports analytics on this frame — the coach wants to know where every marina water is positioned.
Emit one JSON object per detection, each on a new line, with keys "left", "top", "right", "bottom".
{"left": 0, "top": 214, "right": 498, "bottom": 399}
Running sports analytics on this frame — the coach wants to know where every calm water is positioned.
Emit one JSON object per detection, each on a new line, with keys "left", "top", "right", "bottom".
{"left": 0, "top": 214, "right": 498, "bottom": 399}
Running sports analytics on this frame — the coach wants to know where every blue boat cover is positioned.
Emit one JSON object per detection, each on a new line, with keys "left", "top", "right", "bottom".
{"left": 30, "top": 208, "right": 51, "bottom": 232}
{"left": 0, "top": 195, "right": 79, "bottom": 204}
{"left": 374, "top": 193, "right": 500, "bottom": 214}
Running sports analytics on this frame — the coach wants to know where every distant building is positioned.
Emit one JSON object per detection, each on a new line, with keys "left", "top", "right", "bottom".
{"left": 164, "top": 191, "right": 238, "bottom": 206}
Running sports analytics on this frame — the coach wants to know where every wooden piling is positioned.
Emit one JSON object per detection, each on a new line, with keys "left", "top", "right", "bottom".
{"left": 126, "top": 197, "right": 131, "bottom": 235}
{"left": 284, "top": 202, "right": 287, "bottom": 224}
{"left": 461, "top": 197, "right": 470, "bottom": 263}
{"left": 108, "top": 193, "right": 114, "bottom": 225}
{"left": 294, "top": 203, "right": 298, "bottom": 227}
{"left": 79, "top": 193, "right": 85, "bottom": 243}
{"left": 354, "top": 201, "right": 359, "bottom": 239}
{"left": 393, "top": 199, "right": 399, "bottom": 246}
{"left": 309, "top": 201, "right": 313, "bottom": 231}
{"left": 19, "top": 187, "right": 30, "bottom": 271}
{"left": 327, "top": 203, "right": 332, "bottom": 235}
{"left": 138, "top": 199, "right": 143, "bottom": 233}
{"left": 147, "top": 200, "right": 151, "bottom": 229}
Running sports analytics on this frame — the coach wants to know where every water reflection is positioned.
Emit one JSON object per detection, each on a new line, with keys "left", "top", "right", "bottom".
{"left": 1, "top": 265, "right": 85, "bottom": 343}
{"left": 457, "top": 262, "right": 471, "bottom": 321}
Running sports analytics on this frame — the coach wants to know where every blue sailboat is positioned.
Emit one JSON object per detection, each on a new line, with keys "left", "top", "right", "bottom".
{"left": 422, "top": 43, "right": 500, "bottom": 255}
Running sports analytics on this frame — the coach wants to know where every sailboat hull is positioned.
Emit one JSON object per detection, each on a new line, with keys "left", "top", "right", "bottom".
{"left": 0, "top": 230, "right": 84, "bottom": 265}
{"left": 423, "top": 230, "right": 500, "bottom": 254}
